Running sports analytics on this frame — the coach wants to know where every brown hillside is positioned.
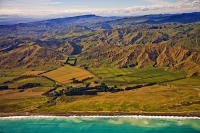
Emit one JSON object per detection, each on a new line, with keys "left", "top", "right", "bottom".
{"left": 80, "top": 44, "right": 200, "bottom": 76}
{"left": 0, "top": 44, "right": 64, "bottom": 68}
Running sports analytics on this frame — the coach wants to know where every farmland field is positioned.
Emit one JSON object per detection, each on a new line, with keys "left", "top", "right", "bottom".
{"left": 0, "top": 68, "right": 32, "bottom": 84}
{"left": 0, "top": 66, "right": 59, "bottom": 84}
{"left": 23, "top": 71, "right": 45, "bottom": 76}
{"left": 15, "top": 77, "right": 55, "bottom": 87}
{"left": 65, "top": 56, "right": 77, "bottom": 66}
{"left": 0, "top": 88, "right": 48, "bottom": 112}
{"left": 168, "top": 77, "right": 200, "bottom": 86}
{"left": 0, "top": 66, "right": 199, "bottom": 114}
{"left": 89, "top": 67, "right": 187, "bottom": 86}
{"left": 42, "top": 65, "right": 94, "bottom": 84}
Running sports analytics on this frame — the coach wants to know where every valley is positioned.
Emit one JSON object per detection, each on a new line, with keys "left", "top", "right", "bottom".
{"left": 0, "top": 12, "right": 200, "bottom": 116}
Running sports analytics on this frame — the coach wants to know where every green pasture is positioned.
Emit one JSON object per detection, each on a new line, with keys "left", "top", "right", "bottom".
{"left": 15, "top": 77, "right": 55, "bottom": 87}
{"left": 168, "top": 77, "right": 200, "bottom": 86}
{"left": 0, "top": 68, "right": 31, "bottom": 84}
{"left": 0, "top": 66, "right": 58, "bottom": 85}
{"left": 89, "top": 67, "right": 187, "bottom": 86}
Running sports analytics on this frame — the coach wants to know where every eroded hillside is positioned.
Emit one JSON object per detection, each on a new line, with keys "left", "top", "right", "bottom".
{"left": 79, "top": 44, "right": 200, "bottom": 76}
{"left": 0, "top": 13, "right": 200, "bottom": 77}
{"left": 0, "top": 39, "right": 64, "bottom": 68}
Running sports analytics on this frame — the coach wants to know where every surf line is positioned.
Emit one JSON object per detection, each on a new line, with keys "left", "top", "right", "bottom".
{"left": 1, "top": 115, "right": 200, "bottom": 120}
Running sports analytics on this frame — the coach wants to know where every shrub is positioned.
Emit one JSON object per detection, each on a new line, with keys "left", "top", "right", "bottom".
{"left": 17, "top": 83, "right": 41, "bottom": 89}
{"left": 0, "top": 85, "right": 9, "bottom": 90}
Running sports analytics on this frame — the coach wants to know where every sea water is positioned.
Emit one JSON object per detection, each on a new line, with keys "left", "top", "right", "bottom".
{"left": 0, "top": 116, "right": 200, "bottom": 133}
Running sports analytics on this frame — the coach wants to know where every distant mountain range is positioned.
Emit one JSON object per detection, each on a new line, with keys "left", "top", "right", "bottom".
{"left": 0, "top": 12, "right": 200, "bottom": 76}
{"left": 1, "top": 12, "right": 200, "bottom": 27}
{"left": 0, "top": 15, "right": 45, "bottom": 25}
{"left": 108, "top": 12, "right": 200, "bottom": 26}
{"left": 0, "top": 14, "right": 121, "bottom": 28}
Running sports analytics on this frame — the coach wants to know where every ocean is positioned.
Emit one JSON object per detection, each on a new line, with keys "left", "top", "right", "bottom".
{"left": 0, "top": 116, "right": 200, "bottom": 133}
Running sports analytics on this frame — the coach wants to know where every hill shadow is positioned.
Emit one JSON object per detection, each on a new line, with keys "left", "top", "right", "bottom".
{"left": 70, "top": 42, "right": 83, "bottom": 55}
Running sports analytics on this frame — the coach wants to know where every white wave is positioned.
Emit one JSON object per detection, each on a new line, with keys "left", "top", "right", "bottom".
{"left": 0, "top": 115, "right": 199, "bottom": 120}
{"left": 69, "top": 115, "right": 200, "bottom": 120}
{"left": 0, "top": 115, "right": 62, "bottom": 120}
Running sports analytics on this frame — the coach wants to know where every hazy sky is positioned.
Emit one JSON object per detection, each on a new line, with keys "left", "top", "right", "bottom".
{"left": 0, "top": 0, "right": 200, "bottom": 18}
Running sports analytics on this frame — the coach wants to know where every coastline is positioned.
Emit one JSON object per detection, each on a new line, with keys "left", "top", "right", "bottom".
{"left": 0, "top": 112, "right": 200, "bottom": 118}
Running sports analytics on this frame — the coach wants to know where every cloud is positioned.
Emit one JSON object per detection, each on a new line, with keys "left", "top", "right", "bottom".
{"left": 178, "top": 0, "right": 191, "bottom": 2}
{"left": 192, "top": 0, "right": 200, "bottom": 4}
{"left": 97, "top": 0, "right": 200, "bottom": 15}
{"left": 1, "top": 0, "right": 61, "bottom": 6}
{"left": 49, "top": 2, "right": 61, "bottom": 5}
{"left": 0, "top": 0, "right": 199, "bottom": 17}
{"left": 145, "top": 0, "right": 173, "bottom": 5}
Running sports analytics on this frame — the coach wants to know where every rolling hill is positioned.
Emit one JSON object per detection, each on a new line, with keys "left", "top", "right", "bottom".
{"left": 0, "top": 12, "right": 200, "bottom": 77}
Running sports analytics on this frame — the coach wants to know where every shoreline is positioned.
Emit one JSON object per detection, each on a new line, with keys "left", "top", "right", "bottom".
{"left": 0, "top": 112, "right": 200, "bottom": 118}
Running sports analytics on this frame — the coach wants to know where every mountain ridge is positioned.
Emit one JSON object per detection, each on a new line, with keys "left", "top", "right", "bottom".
{"left": 0, "top": 12, "right": 200, "bottom": 77}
